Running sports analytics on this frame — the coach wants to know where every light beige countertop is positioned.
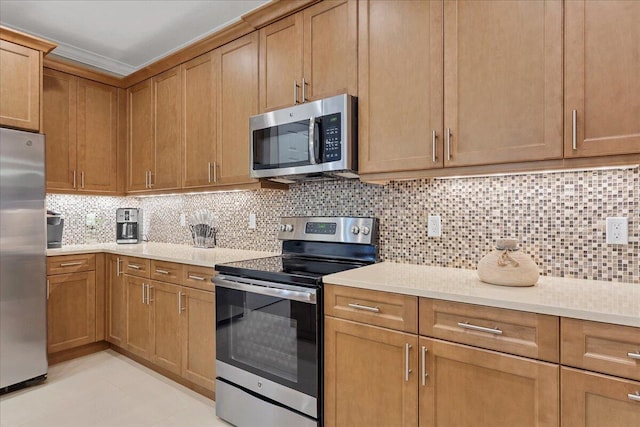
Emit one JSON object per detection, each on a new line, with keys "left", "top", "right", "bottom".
{"left": 324, "top": 262, "right": 640, "bottom": 328}
{"left": 46, "top": 242, "right": 276, "bottom": 268}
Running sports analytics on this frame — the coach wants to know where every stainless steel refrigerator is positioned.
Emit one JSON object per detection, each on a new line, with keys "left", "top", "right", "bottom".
{"left": 0, "top": 127, "right": 47, "bottom": 390}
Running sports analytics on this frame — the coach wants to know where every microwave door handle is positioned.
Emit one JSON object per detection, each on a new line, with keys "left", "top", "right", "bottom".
{"left": 308, "top": 116, "right": 317, "bottom": 165}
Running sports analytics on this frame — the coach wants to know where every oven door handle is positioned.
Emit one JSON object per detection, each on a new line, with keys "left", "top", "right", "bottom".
{"left": 213, "top": 276, "right": 317, "bottom": 304}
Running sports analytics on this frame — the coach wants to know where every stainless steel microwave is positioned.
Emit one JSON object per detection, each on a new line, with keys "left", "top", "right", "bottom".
{"left": 249, "top": 94, "right": 357, "bottom": 182}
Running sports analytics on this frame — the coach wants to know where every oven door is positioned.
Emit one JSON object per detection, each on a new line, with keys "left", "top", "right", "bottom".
{"left": 214, "top": 275, "right": 319, "bottom": 418}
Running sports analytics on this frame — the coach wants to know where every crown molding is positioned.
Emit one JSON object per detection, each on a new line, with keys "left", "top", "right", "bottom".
{"left": 50, "top": 40, "right": 135, "bottom": 76}
{"left": 0, "top": 25, "right": 56, "bottom": 53}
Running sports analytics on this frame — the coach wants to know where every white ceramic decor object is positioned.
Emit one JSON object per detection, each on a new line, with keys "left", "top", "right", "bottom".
{"left": 477, "top": 239, "right": 539, "bottom": 287}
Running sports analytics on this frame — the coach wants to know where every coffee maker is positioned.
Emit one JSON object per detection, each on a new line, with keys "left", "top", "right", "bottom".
{"left": 116, "top": 208, "right": 142, "bottom": 244}
{"left": 47, "top": 210, "right": 64, "bottom": 248}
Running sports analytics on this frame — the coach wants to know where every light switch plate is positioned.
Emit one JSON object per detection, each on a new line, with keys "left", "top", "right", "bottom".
{"left": 428, "top": 215, "right": 441, "bottom": 237}
{"left": 606, "top": 217, "right": 628, "bottom": 244}
{"left": 249, "top": 213, "right": 257, "bottom": 230}
{"left": 85, "top": 212, "right": 96, "bottom": 227}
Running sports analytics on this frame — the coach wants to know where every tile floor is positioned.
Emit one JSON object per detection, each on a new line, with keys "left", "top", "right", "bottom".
{"left": 0, "top": 350, "right": 230, "bottom": 427}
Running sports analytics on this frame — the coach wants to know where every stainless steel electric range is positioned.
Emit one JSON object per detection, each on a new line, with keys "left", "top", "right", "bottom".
{"left": 213, "top": 216, "right": 379, "bottom": 427}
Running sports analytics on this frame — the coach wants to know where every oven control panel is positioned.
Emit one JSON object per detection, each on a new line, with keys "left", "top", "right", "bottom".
{"left": 278, "top": 216, "right": 378, "bottom": 245}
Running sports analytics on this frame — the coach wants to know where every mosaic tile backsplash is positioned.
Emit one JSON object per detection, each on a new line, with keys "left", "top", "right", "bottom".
{"left": 47, "top": 168, "right": 639, "bottom": 283}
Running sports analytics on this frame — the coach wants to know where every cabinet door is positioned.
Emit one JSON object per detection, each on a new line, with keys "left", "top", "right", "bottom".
{"left": 216, "top": 33, "right": 259, "bottom": 186}
{"left": 419, "top": 337, "right": 559, "bottom": 427}
{"left": 303, "top": 0, "right": 357, "bottom": 101}
{"left": 0, "top": 40, "right": 40, "bottom": 131}
{"left": 564, "top": 0, "right": 640, "bottom": 157}
{"left": 259, "top": 14, "right": 303, "bottom": 112}
{"left": 124, "top": 275, "right": 151, "bottom": 359}
{"left": 561, "top": 367, "right": 640, "bottom": 427}
{"left": 443, "top": 0, "right": 562, "bottom": 167}
{"left": 149, "top": 280, "right": 182, "bottom": 375}
{"left": 324, "top": 317, "right": 418, "bottom": 427}
{"left": 182, "top": 52, "right": 217, "bottom": 189}
{"left": 127, "top": 79, "right": 154, "bottom": 192}
{"left": 47, "top": 271, "right": 96, "bottom": 353}
{"left": 181, "top": 287, "right": 215, "bottom": 391}
{"left": 358, "top": 0, "right": 443, "bottom": 174}
{"left": 77, "top": 78, "right": 118, "bottom": 193}
{"left": 43, "top": 68, "right": 77, "bottom": 191}
{"left": 152, "top": 67, "right": 182, "bottom": 190}
{"left": 106, "top": 255, "right": 125, "bottom": 347}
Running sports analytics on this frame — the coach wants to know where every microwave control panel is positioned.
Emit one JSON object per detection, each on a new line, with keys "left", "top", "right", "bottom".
{"left": 322, "top": 113, "right": 342, "bottom": 162}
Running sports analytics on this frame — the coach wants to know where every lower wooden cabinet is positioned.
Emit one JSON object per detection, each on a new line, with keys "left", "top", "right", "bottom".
{"left": 47, "top": 271, "right": 96, "bottom": 353}
{"left": 181, "top": 287, "right": 216, "bottom": 390}
{"left": 124, "top": 274, "right": 152, "bottom": 359}
{"left": 561, "top": 367, "right": 640, "bottom": 427}
{"left": 109, "top": 257, "right": 216, "bottom": 392}
{"left": 324, "top": 316, "right": 418, "bottom": 427}
{"left": 150, "top": 280, "right": 182, "bottom": 375}
{"left": 420, "top": 337, "right": 559, "bottom": 427}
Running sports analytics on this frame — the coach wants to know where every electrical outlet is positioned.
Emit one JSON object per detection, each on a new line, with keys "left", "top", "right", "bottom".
{"left": 249, "top": 213, "right": 257, "bottom": 230}
{"left": 606, "top": 217, "right": 628, "bottom": 244}
{"left": 428, "top": 215, "right": 441, "bottom": 237}
{"left": 180, "top": 213, "right": 186, "bottom": 227}
{"left": 85, "top": 213, "right": 96, "bottom": 227}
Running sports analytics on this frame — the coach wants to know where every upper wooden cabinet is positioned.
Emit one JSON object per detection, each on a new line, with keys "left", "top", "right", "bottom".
{"left": 216, "top": 33, "right": 259, "bottom": 186}
{"left": 43, "top": 68, "right": 119, "bottom": 193}
{"left": 0, "top": 28, "right": 55, "bottom": 132}
{"left": 181, "top": 52, "right": 217, "bottom": 189}
{"left": 443, "top": 0, "right": 563, "bottom": 167}
{"left": 564, "top": 0, "right": 640, "bottom": 158}
{"left": 128, "top": 68, "right": 182, "bottom": 193}
{"left": 358, "top": 0, "right": 443, "bottom": 174}
{"left": 259, "top": 0, "right": 357, "bottom": 112}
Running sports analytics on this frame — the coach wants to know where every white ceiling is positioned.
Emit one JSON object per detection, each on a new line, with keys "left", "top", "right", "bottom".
{"left": 0, "top": 0, "right": 270, "bottom": 76}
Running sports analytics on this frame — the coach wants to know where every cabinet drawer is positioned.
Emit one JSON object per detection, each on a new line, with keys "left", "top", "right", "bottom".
{"left": 324, "top": 284, "right": 418, "bottom": 333}
{"left": 562, "top": 318, "right": 640, "bottom": 381}
{"left": 183, "top": 265, "right": 216, "bottom": 292}
{"left": 150, "top": 260, "right": 183, "bottom": 285}
{"left": 122, "top": 256, "right": 150, "bottom": 278}
{"left": 419, "top": 298, "right": 559, "bottom": 363}
{"left": 47, "top": 254, "right": 96, "bottom": 275}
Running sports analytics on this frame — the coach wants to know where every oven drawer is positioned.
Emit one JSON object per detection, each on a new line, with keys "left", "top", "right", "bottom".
{"left": 47, "top": 254, "right": 96, "bottom": 275}
{"left": 150, "top": 260, "right": 183, "bottom": 285}
{"left": 183, "top": 265, "right": 216, "bottom": 291}
{"left": 324, "top": 284, "right": 418, "bottom": 333}
{"left": 419, "top": 298, "right": 559, "bottom": 363}
{"left": 562, "top": 318, "right": 640, "bottom": 381}
{"left": 122, "top": 256, "right": 150, "bottom": 278}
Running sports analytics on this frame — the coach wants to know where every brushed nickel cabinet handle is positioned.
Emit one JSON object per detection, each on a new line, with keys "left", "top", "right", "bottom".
{"left": 188, "top": 274, "right": 206, "bottom": 281}
{"left": 421, "top": 346, "right": 428, "bottom": 386}
{"left": 294, "top": 80, "right": 299, "bottom": 104}
{"left": 148, "top": 171, "right": 153, "bottom": 188}
{"left": 446, "top": 128, "right": 451, "bottom": 161}
{"left": 142, "top": 283, "right": 146, "bottom": 303}
{"left": 432, "top": 130, "right": 437, "bottom": 163}
{"left": 628, "top": 352, "right": 640, "bottom": 360}
{"left": 116, "top": 257, "right": 122, "bottom": 276}
{"left": 213, "top": 162, "right": 218, "bottom": 183}
{"left": 178, "top": 291, "right": 182, "bottom": 314}
{"left": 457, "top": 322, "right": 503, "bottom": 335}
{"left": 155, "top": 269, "right": 169, "bottom": 275}
{"left": 128, "top": 264, "right": 141, "bottom": 270}
{"left": 46, "top": 279, "right": 50, "bottom": 300}
{"left": 73, "top": 170, "right": 77, "bottom": 189}
{"left": 572, "top": 109, "right": 578, "bottom": 150}
{"left": 207, "top": 162, "right": 212, "bottom": 183}
{"left": 302, "top": 78, "right": 308, "bottom": 102}
{"left": 81, "top": 171, "right": 85, "bottom": 189}
{"left": 405, "top": 343, "right": 412, "bottom": 382}
{"left": 60, "top": 261, "right": 83, "bottom": 267}
{"left": 147, "top": 285, "right": 154, "bottom": 304}
{"left": 348, "top": 303, "right": 380, "bottom": 313}
{"left": 628, "top": 392, "right": 640, "bottom": 402}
